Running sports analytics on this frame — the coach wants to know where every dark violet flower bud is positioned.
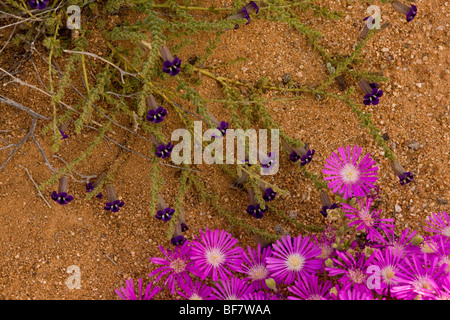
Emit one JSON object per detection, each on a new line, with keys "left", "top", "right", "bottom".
{"left": 319, "top": 192, "right": 338, "bottom": 218}
{"left": 146, "top": 95, "right": 167, "bottom": 124}
{"left": 160, "top": 46, "right": 181, "bottom": 76}
{"left": 359, "top": 79, "right": 384, "bottom": 105}
{"left": 181, "top": 223, "right": 189, "bottom": 232}
{"left": 227, "top": 1, "right": 259, "bottom": 25}
{"left": 262, "top": 187, "right": 277, "bottom": 202}
{"left": 171, "top": 235, "right": 187, "bottom": 246}
{"left": 29, "top": 0, "right": 49, "bottom": 9}
{"left": 391, "top": 161, "right": 414, "bottom": 186}
{"left": 282, "top": 138, "right": 314, "bottom": 165}
{"left": 59, "top": 130, "right": 68, "bottom": 139}
{"left": 171, "top": 220, "right": 186, "bottom": 246}
{"left": 155, "top": 142, "right": 174, "bottom": 158}
{"left": 246, "top": 188, "right": 268, "bottom": 219}
{"left": 155, "top": 207, "right": 175, "bottom": 222}
{"left": 246, "top": 204, "right": 267, "bottom": 219}
{"left": 86, "top": 183, "right": 94, "bottom": 193}
{"left": 104, "top": 184, "right": 124, "bottom": 212}
{"left": 51, "top": 176, "right": 74, "bottom": 205}
{"left": 87, "top": 172, "right": 106, "bottom": 199}
{"left": 392, "top": 1, "right": 417, "bottom": 22}
{"left": 217, "top": 121, "right": 229, "bottom": 136}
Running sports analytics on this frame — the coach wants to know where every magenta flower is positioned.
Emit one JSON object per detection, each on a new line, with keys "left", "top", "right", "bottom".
{"left": 212, "top": 275, "right": 254, "bottom": 300}
{"left": 312, "top": 234, "right": 336, "bottom": 271}
{"left": 391, "top": 253, "right": 445, "bottom": 300}
{"left": 326, "top": 251, "right": 370, "bottom": 289}
{"left": 149, "top": 242, "right": 196, "bottom": 295}
{"left": 341, "top": 197, "right": 394, "bottom": 241}
{"left": 265, "top": 234, "right": 322, "bottom": 285}
{"left": 330, "top": 283, "right": 374, "bottom": 300}
{"left": 366, "top": 246, "right": 405, "bottom": 296}
{"left": 287, "top": 274, "right": 332, "bottom": 300}
{"left": 177, "top": 277, "right": 216, "bottom": 300}
{"left": 115, "top": 278, "right": 162, "bottom": 300}
{"left": 236, "top": 244, "right": 272, "bottom": 290}
{"left": 424, "top": 211, "right": 450, "bottom": 238}
{"left": 322, "top": 145, "right": 378, "bottom": 199}
{"left": 244, "top": 291, "right": 279, "bottom": 300}
{"left": 373, "top": 227, "right": 417, "bottom": 256}
{"left": 190, "top": 228, "right": 243, "bottom": 281}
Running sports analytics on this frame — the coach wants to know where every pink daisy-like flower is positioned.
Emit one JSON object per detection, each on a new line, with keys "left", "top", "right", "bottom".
{"left": 366, "top": 246, "right": 405, "bottom": 296}
{"left": 312, "top": 234, "right": 336, "bottom": 271}
{"left": 330, "top": 283, "right": 374, "bottom": 300}
{"left": 244, "top": 291, "right": 279, "bottom": 300}
{"left": 287, "top": 274, "right": 332, "bottom": 300}
{"left": 115, "top": 278, "right": 162, "bottom": 300}
{"left": 236, "top": 244, "right": 272, "bottom": 290}
{"left": 212, "top": 275, "right": 254, "bottom": 300}
{"left": 149, "top": 241, "right": 197, "bottom": 294}
{"left": 391, "top": 253, "right": 444, "bottom": 300}
{"left": 341, "top": 197, "right": 394, "bottom": 241}
{"left": 265, "top": 234, "right": 322, "bottom": 285}
{"left": 435, "top": 276, "right": 450, "bottom": 300}
{"left": 326, "top": 251, "right": 370, "bottom": 290}
{"left": 177, "top": 277, "right": 216, "bottom": 300}
{"left": 373, "top": 227, "right": 417, "bottom": 256}
{"left": 190, "top": 228, "right": 243, "bottom": 281}
{"left": 322, "top": 145, "right": 378, "bottom": 199}
{"left": 424, "top": 211, "right": 450, "bottom": 238}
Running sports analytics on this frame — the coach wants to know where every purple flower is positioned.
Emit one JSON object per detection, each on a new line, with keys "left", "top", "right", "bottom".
{"left": 246, "top": 203, "right": 267, "bottom": 219}
{"left": 391, "top": 254, "right": 444, "bottom": 300}
{"left": 86, "top": 183, "right": 94, "bottom": 193}
{"left": 341, "top": 197, "right": 395, "bottom": 241}
{"left": 236, "top": 244, "right": 272, "bottom": 290}
{"left": 181, "top": 223, "right": 189, "bottom": 232}
{"left": 262, "top": 188, "right": 277, "bottom": 202}
{"left": 149, "top": 242, "right": 196, "bottom": 294}
{"left": 260, "top": 152, "right": 277, "bottom": 175}
{"left": 171, "top": 235, "right": 187, "bottom": 246}
{"left": 424, "top": 211, "right": 450, "bottom": 238}
{"left": 177, "top": 277, "right": 216, "bottom": 300}
{"left": 155, "top": 142, "right": 174, "bottom": 158}
{"left": 51, "top": 191, "right": 74, "bottom": 205}
{"left": 330, "top": 283, "right": 374, "bottom": 300}
{"left": 300, "top": 149, "right": 315, "bottom": 166}
{"left": 320, "top": 203, "right": 338, "bottom": 218}
{"left": 190, "top": 228, "right": 243, "bottom": 281}
{"left": 96, "top": 192, "right": 103, "bottom": 199}
{"left": 244, "top": 291, "right": 278, "bottom": 300}
{"left": 363, "top": 87, "right": 384, "bottom": 105}
{"left": 322, "top": 145, "right": 379, "bottom": 199}
{"left": 266, "top": 234, "right": 322, "bottom": 285}
{"left": 212, "top": 275, "right": 254, "bottom": 300}
{"left": 366, "top": 246, "right": 405, "bottom": 296}
{"left": 287, "top": 274, "right": 332, "bottom": 300}
{"left": 406, "top": 4, "right": 418, "bottom": 22}
{"left": 399, "top": 171, "right": 414, "bottom": 186}
{"left": 59, "top": 130, "right": 68, "bottom": 139}
{"left": 216, "top": 121, "right": 228, "bottom": 136}
{"left": 115, "top": 278, "right": 162, "bottom": 300}
{"left": 373, "top": 228, "right": 418, "bottom": 256}
{"left": 104, "top": 199, "right": 124, "bottom": 212}
{"left": 147, "top": 106, "right": 168, "bottom": 124}
{"left": 155, "top": 207, "right": 175, "bottom": 222}
{"left": 326, "top": 251, "right": 370, "bottom": 289}
{"left": 163, "top": 57, "right": 182, "bottom": 76}
{"left": 28, "top": 0, "right": 49, "bottom": 9}
{"left": 241, "top": 7, "right": 251, "bottom": 25}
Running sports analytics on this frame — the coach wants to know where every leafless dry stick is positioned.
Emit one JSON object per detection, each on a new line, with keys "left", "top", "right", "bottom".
{"left": 0, "top": 144, "right": 14, "bottom": 151}
{"left": 52, "top": 154, "right": 97, "bottom": 183}
{"left": 0, "top": 24, "right": 17, "bottom": 54}
{"left": 19, "top": 164, "right": 52, "bottom": 209}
